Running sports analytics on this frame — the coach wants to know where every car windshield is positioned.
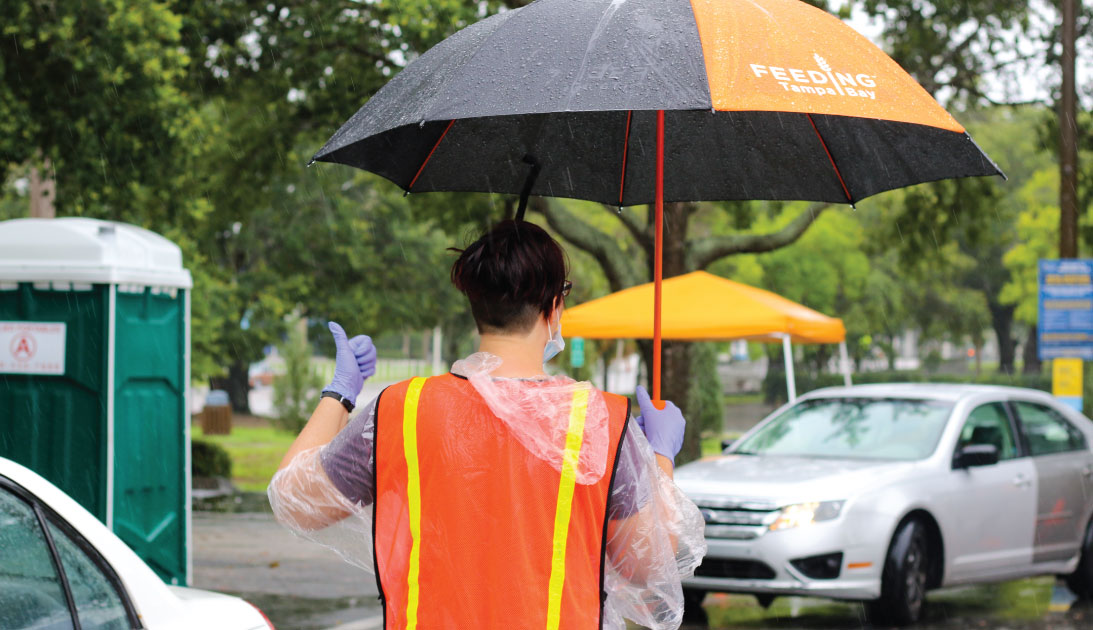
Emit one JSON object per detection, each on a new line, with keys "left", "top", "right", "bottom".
{"left": 733, "top": 397, "right": 954, "bottom": 460}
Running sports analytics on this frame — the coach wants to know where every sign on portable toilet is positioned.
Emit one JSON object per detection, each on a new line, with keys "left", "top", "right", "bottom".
{"left": 0, "top": 218, "right": 194, "bottom": 585}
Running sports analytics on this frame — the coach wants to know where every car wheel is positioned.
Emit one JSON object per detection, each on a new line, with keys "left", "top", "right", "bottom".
{"left": 1066, "top": 517, "right": 1093, "bottom": 598}
{"left": 682, "top": 587, "right": 707, "bottom": 621}
{"left": 868, "top": 519, "right": 929, "bottom": 627}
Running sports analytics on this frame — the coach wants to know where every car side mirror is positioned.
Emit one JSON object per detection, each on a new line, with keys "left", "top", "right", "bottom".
{"left": 953, "top": 444, "right": 1000, "bottom": 469}
{"left": 721, "top": 439, "right": 735, "bottom": 452}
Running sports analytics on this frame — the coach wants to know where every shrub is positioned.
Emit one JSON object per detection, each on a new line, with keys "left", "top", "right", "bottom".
{"left": 274, "top": 314, "right": 324, "bottom": 433}
{"left": 192, "top": 439, "right": 232, "bottom": 479}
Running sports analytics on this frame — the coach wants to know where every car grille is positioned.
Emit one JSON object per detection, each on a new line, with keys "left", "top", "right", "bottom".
{"left": 694, "top": 498, "right": 780, "bottom": 540}
{"left": 694, "top": 558, "right": 777, "bottom": 580}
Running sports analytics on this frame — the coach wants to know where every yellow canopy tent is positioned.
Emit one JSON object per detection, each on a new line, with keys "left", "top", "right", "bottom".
{"left": 561, "top": 271, "right": 851, "bottom": 400}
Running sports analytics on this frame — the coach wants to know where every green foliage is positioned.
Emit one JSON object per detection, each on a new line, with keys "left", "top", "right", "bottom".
{"left": 191, "top": 439, "right": 233, "bottom": 478}
{"left": 856, "top": 0, "right": 1033, "bottom": 106}
{"left": 1, "top": 0, "right": 197, "bottom": 214}
{"left": 2, "top": 0, "right": 1074, "bottom": 450}
{"left": 273, "top": 314, "right": 323, "bottom": 433}
{"left": 687, "top": 343, "right": 725, "bottom": 435}
{"left": 1000, "top": 169, "right": 1061, "bottom": 325}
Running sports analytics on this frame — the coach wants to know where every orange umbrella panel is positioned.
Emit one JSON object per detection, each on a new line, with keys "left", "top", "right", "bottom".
{"left": 561, "top": 271, "right": 846, "bottom": 344}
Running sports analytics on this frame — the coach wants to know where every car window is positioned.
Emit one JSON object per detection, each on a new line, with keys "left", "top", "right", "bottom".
{"left": 1014, "top": 401, "right": 1087, "bottom": 456}
{"left": 733, "top": 398, "right": 953, "bottom": 460}
{"left": 957, "top": 402, "right": 1018, "bottom": 460}
{"left": 46, "top": 520, "right": 131, "bottom": 630}
{"left": 0, "top": 489, "right": 74, "bottom": 630}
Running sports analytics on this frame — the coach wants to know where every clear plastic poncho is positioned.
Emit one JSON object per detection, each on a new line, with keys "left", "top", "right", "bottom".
{"left": 268, "top": 352, "right": 706, "bottom": 630}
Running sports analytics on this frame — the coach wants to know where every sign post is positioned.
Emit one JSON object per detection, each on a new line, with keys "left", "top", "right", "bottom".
{"left": 570, "top": 337, "right": 585, "bottom": 369}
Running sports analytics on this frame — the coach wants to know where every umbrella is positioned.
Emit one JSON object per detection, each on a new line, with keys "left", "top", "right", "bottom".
{"left": 312, "top": 0, "right": 1003, "bottom": 401}
{"left": 560, "top": 270, "right": 848, "bottom": 399}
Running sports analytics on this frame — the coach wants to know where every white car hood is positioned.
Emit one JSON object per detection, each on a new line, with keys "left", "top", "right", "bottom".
{"left": 674, "top": 454, "right": 917, "bottom": 505}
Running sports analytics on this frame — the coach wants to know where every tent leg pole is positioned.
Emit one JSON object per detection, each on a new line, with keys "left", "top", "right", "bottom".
{"left": 839, "top": 340, "right": 852, "bottom": 386}
{"left": 652, "top": 109, "right": 664, "bottom": 403}
{"left": 783, "top": 335, "right": 797, "bottom": 402}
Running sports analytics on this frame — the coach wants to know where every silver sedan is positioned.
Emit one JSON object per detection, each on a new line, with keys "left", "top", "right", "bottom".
{"left": 674, "top": 384, "right": 1093, "bottom": 626}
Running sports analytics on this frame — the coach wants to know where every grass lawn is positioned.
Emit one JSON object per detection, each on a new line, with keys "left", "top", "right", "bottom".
{"left": 194, "top": 423, "right": 737, "bottom": 490}
{"left": 192, "top": 424, "right": 296, "bottom": 492}
{"left": 700, "top": 434, "right": 740, "bottom": 457}
{"left": 723, "top": 392, "right": 764, "bottom": 405}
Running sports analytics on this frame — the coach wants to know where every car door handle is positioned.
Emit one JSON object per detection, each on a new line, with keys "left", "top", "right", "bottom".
{"left": 1014, "top": 474, "right": 1032, "bottom": 488}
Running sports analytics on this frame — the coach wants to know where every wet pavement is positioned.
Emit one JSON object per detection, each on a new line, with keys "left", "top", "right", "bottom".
{"left": 685, "top": 579, "right": 1091, "bottom": 629}
{"left": 193, "top": 510, "right": 1092, "bottom": 629}
{"left": 192, "top": 511, "right": 381, "bottom": 630}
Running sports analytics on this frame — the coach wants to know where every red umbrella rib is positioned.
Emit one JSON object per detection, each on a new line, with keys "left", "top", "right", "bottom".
{"left": 408, "top": 119, "right": 457, "bottom": 192}
{"left": 806, "top": 114, "right": 853, "bottom": 205}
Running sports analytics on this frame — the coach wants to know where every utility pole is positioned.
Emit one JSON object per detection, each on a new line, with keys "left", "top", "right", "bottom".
{"left": 1059, "top": 0, "right": 1079, "bottom": 258}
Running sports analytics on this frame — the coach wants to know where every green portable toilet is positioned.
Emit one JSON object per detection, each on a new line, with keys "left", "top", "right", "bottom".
{"left": 0, "top": 217, "right": 192, "bottom": 585}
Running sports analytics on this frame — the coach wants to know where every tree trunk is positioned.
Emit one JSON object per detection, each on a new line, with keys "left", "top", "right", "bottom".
{"left": 29, "top": 159, "right": 56, "bottom": 218}
{"left": 637, "top": 339, "right": 698, "bottom": 464}
{"left": 987, "top": 300, "right": 1016, "bottom": 374}
{"left": 1022, "top": 325, "right": 1041, "bottom": 374}
{"left": 638, "top": 202, "right": 702, "bottom": 462}
{"left": 210, "top": 360, "right": 252, "bottom": 414}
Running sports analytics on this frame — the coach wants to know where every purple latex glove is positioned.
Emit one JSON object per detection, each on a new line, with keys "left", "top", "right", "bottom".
{"left": 323, "top": 321, "right": 377, "bottom": 403}
{"left": 634, "top": 385, "right": 685, "bottom": 463}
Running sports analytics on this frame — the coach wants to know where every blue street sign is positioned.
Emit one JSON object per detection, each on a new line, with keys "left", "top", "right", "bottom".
{"left": 1039, "top": 259, "right": 1093, "bottom": 360}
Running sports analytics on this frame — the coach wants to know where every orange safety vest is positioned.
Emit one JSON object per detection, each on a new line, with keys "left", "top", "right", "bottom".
{"left": 373, "top": 373, "right": 630, "bottom": 630}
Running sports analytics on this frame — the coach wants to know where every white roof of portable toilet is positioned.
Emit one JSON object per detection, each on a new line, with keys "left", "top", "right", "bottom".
{"left": 0, "top": 218, "right": 192, "bottom": 288}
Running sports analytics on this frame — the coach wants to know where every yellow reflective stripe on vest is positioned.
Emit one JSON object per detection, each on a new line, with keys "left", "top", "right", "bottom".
{"left": 403, "top": 377, "right": 428, "bottom": 630}
{"left": 545, "top": 386, "right": 591, "bottom": 630}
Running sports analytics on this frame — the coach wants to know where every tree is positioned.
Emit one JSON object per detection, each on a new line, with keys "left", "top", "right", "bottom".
{"left": 196, "top": 147, "right": 470, "bottom": 411}
{"left": 855, "top": 0, "right": 1038, "bottom": 108}
{"left": 857, "top": 105, "right": 1058, "bottom": 373}
{"left": 1, "top": 0, "right": 200, "bottom": 217}
{"left": 1000, "top": 168, "right": 1063, "bottom": 373}
{"left": 164, "top": 0, "right": 515, "bottom": 409}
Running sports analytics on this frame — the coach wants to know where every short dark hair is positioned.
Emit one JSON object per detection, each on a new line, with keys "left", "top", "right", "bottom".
{"left": 451, "top": 220, "right": 568, "bottom": 334}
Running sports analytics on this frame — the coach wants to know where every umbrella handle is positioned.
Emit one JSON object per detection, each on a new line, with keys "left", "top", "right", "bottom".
{"left": 515, "top": 154, "right": 541, "bottom": 221}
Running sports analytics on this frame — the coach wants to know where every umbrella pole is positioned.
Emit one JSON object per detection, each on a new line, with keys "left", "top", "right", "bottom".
{"left": 653, "top": 110, "right": 665, "bottom": 404}
{"left": 782, "top": 335, "right": 797, "bottom": 402}
{"left": 839, "top": 340, "right": 853, "bottom": 386}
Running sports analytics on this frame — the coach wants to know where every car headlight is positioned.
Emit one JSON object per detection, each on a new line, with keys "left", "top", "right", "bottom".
{"left": 769, "top": 500, "right": 845, "bottom": 532}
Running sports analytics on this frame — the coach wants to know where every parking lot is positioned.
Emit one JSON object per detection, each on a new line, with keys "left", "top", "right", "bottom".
{"left": 193, "top": 510, "right": 1091, "bottom": 630}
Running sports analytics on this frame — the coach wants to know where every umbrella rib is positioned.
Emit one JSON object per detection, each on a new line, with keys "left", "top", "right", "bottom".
{"left": 408, "top": 119, "right": 456, "bottom": 192}
{"left": 618, "top": 110, "right": 633, "bottom": 206}
{"left": 806, "top": 114, "right": 853, "bottom": 205}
